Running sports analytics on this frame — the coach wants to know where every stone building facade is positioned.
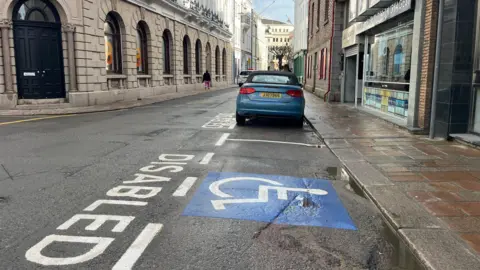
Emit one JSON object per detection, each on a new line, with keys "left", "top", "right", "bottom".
{"left": 305, "top": 0, "right": 343, "bottom": 101}
{"left": 0, "top": 0, "right": 233, "bottom": 109}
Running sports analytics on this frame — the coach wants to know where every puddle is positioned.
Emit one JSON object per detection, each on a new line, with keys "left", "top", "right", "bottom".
{"left": 340, "top": 166, "right": 423, "bottom": 269}
{"left": 0, "top": 196, "right": 9, "bottom": 204}
{"left": 381, "top": 221, "right": 424, "bottom": 270}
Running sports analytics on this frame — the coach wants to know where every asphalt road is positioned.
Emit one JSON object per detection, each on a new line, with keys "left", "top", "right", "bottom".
{"left": 0, "top": 88, "right": 397, "bottom": 269}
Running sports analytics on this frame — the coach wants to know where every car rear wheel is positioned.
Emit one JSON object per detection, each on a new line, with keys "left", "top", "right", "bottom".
{"left": 236, "top": 113, "right": 246, "bottom": 126}
{"left": 295, "top": 117, "right": 304, "bottom": 128}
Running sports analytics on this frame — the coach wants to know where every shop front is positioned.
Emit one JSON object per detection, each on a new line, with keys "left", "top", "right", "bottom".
{"left": 341, "top": 0, "right": 417, "bottom": 125}
{"left": 363, "top": 22, "right": 413, "bottom": 118}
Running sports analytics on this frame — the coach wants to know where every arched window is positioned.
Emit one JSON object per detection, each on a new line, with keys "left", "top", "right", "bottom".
{"left": 104, "top": 13, "right": 122, "bottom": 74}
{"left": 215, "top": 46, "right": 220, "bottom": 75}
{"left": 222, "top": 48, "right": 227, "bottom": 75}
{"left": 393, "top": 44, "right": 403, "bottom": 75}
{"left": 13, "top": 0, "right": 59, "bottom": 23}
{"left": 136, "top": 21, "right": 148, "bottom": 74}
{"left": 183, "top": 36, "right": 191, "bottom": 75}
{"left": 195, "top": 39, "right": 202, "bottom": 75}
{"left": 205, "top": 42, "right": 212, "bottom": 72}
{"left": 163, "top": 30, "right": 172, "bottom": 74}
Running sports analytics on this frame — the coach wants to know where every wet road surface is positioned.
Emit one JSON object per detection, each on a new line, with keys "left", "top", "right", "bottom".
{"left": 0, "top": 88, "right": 398, "bottom": 269}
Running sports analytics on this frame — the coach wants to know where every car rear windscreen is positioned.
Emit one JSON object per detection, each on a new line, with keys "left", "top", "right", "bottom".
{"left": 249, "top": 74, "right": 299, "bottom": 85}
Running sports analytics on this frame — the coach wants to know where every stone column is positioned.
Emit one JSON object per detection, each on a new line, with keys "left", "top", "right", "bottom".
{"left": 0, "top": 19, "right": 13, "bottom": 93}
{"left": 63, "top": 24, "right": 77, "bottom": 92}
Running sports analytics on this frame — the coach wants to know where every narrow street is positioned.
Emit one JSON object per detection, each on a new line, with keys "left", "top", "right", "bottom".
{"left": 0, "top": 88, "right": 396, "bottom": 269}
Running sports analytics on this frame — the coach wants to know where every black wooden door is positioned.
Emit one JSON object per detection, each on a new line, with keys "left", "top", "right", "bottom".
{"left": 14, "top": 24, "right": 65, "bottom": 99}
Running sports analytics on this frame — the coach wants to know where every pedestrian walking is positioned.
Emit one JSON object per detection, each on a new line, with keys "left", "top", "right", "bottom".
{"left": 202, "top": 70, "right": 211, "bottom": 90}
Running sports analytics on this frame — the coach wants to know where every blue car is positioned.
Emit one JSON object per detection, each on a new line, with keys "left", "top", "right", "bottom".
{"left": 236, "top": 71, "right": 305, "bottom": 127}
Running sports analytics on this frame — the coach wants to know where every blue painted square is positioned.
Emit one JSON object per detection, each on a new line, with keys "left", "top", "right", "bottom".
{"left": 183, "top": 172, "right": 357, "bottom": 230}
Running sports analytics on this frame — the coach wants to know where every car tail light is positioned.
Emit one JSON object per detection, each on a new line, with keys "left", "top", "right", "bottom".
{"left": 286, "top": 90, "right": 303, "bottom": 97}
{"left": 239, "top": 87, "right": 256, "bottom": 95}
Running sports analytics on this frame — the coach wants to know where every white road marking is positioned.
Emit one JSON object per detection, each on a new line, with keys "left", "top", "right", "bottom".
{"left": 25, "top": 235, "right": 114, "bottom": 266}
{"left": 199, "top": 152, "right": 215, "bottom": 165}
{"left": 84, "top": 200, "right": 148, "bottom": 212}
{"left": 202, "top": 113, "right": 236, "bottom": 129}
{"left": 57, "top": 214, "right": 135, "bottom": 233}
{"left": 226, "top": 138, "right": 324, "bottom": 147}
{"left": 172, "top": 177, "right": 198, "bottom": 197}
{"left": 112, "top": 223, "right": 164, "bottom": 270}
{"left": 215, "top": 133, "right": 230, "bottom": 146}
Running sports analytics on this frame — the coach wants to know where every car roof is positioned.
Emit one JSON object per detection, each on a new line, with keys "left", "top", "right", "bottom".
{"left": 249, "top": 71, "right": 295, "bottom": 75}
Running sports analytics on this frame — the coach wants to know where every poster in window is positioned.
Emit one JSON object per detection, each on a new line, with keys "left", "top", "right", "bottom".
{"left": 105, "top": 36, "right": 113, "bottom": 70}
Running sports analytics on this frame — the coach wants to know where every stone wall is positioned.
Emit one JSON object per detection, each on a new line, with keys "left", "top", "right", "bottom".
{"left": 0, "top": 0, "right": 232, "bottom": 108}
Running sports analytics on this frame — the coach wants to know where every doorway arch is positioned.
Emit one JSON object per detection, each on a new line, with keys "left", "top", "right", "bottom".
{"left": 12, "top": 0, "right": 65, "bottom": 99}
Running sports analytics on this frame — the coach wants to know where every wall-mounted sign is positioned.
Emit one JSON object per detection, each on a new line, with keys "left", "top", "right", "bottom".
{"left": 358, "top": 0, "right": 412, "bottom": 33}
{"left": 342, "top": 23, "right": 361, "bottom": 48}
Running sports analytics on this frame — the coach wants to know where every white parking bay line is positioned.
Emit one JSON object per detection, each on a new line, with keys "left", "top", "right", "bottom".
{"left": 226, "top": 138, "right": 324, "bottom": 148}
{"left": 200, "top": 153, "right": 215, "bottom": 165}
{"left": 215, "top": 133, "right": 230, "bottom": 146}
{"left": 112, "top": 223, "right": 163, "bottom": 270}
{"left": 172, "top": 177, "right": 198, "bottom": 197}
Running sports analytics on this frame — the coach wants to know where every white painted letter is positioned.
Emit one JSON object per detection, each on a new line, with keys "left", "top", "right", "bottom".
{"left": 25, "top": 235, "right": 114, "bottom": 266}
{"left": 123, "top": 173, "right": 171, "bottom": 184}
{"left": 84, "top": 200, "right": 147, "bottom": 212}
{"left": 158, "top": 154, "right": 194, "bottom": 162}
{"left": 139, "top": 165, "right": 183, "bottom": 173}
{"left": 106, "top": 186, "right": 162, "bottom": 199}
{"left": 57, "top": 214, "right": 134, "bottom": 233}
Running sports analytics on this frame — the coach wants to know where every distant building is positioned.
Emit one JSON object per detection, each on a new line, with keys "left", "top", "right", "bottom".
{"left": 293, "top": 0, "right": 309, "bottom": 82}
{"left": 231, "top": 0, "right": 253, "bottom": 76}
{"left": 263, "top": 19, "right": 294, "bottom": 71}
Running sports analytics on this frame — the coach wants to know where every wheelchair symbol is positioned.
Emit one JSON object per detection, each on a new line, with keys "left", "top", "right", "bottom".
{"left": 209, "top": 177, "right": 329, "bottom": 210}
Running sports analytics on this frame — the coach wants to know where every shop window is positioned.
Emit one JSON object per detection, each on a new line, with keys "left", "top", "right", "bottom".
{"left": 393, "top": 44, "right": 403, "bottom": 75}
{"left": 366, "top": 23, "right": 413, "bottom": 84}
{"left": 104, "top": 13, "right": 122, "bottom": 74}
{"left": 382, "top": 47, "right": 389, "bottom": 75}
{"left": 136, "top": 21, "right": 148, "bottom": 74}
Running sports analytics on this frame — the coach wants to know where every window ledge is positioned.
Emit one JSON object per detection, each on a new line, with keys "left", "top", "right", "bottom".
{"left": 107, "top": 74, "right": 127, "bottom": 79}
{"left": 137, "top": 74, "right": 151, "bottom": 79}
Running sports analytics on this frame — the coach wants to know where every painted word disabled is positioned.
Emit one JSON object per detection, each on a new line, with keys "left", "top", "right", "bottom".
{"left": 183, "top": 172, "right": 357, "bottom": 230}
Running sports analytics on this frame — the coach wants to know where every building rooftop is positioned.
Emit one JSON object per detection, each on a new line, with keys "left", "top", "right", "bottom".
{"left": 261, "top": 18, "right": 288, "bottom": 25}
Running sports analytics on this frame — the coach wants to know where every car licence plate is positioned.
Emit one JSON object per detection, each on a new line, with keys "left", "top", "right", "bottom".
{"left": 260, "top": 92, "right": 282, "bottom": 98}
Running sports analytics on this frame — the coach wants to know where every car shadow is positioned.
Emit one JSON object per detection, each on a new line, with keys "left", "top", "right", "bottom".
{"left": 240, "top": 117, "right": 307, "bottom": 130}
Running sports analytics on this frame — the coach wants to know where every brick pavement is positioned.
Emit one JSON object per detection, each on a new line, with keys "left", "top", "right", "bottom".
{"left": 304, "top": 91, "right": 480, "bottom": 268}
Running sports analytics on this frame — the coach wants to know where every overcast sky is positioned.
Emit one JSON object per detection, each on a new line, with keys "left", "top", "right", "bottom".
{"left": 253, "top": 0, "right": 294, "bottom": 24}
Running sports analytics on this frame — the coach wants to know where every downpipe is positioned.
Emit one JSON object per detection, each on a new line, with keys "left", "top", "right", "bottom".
{"left": 429, "top": 0, "right": 444, "bottom": 139}
{"left": 324, "top": 0, "right": 336, "bottom": 102}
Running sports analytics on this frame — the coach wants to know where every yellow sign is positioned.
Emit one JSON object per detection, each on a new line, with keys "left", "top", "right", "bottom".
{"left": 136, "top": 48, "right": 141, "bottom": 68}
{"left": 105, "top": 38, "right": 113, "bottom": 65}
